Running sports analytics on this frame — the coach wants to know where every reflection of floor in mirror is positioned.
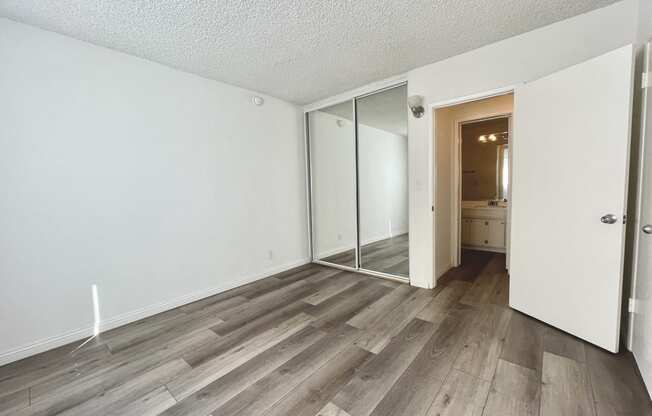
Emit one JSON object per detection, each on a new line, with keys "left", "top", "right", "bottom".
{"left": 320, "top": 234, "right": 409, "bottom": 277}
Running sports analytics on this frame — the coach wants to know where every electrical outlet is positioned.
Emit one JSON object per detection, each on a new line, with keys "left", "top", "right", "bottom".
{"left": 268, "top": 250, "right": 274, "bottom": 260}
{"left": 337, "top": 233, "right": 342, "bottom": 241}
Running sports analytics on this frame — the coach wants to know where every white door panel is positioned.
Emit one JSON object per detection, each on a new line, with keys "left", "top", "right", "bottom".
{"left": 632, "top": 42, "right": 652, "bottom": 391}
{"left": 510, "top": 45, "right": 634, "bottom": 352}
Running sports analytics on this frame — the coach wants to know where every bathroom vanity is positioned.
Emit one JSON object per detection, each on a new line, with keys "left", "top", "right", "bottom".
{"left": 461, "top": 202, "right": 507, "bottom": 252}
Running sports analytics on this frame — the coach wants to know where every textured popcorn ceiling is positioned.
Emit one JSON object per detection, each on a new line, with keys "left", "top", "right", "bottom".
{"left": 0, "top": 0, "right": 618, "bottom": 104}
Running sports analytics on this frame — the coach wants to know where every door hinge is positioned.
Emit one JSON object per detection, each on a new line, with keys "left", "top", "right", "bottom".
{"left": 629, "top": 298, "right": 637, "bottom": 314}
{"left": 623, "top": 214, "right": 627, "bottom": 224}
{"left": 644, "top": 72, "right": 652, "bottom": 89}
{"left": 431, "top": 206, "right": 434, "bottom": 212}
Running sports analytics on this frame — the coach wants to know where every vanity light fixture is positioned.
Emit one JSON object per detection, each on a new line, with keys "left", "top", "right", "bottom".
{"left": 478, "top": 132, "right": 507, "bottom": 143}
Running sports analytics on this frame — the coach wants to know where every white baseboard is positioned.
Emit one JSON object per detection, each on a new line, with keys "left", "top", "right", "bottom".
{"left": 0, "top": 257, "right": 311, "bottom": 367}
{"left": 0, "top": 326, "right": 97, "bottom": 368}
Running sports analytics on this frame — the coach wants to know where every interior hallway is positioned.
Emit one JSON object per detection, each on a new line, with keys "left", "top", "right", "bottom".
{"left": 0, "top": 250, "right": 649, "bottom": 416}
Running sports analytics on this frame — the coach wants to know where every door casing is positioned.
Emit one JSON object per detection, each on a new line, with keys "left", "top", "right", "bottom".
{"left": 429, "top": 86, "right": 516, "bottom": 281}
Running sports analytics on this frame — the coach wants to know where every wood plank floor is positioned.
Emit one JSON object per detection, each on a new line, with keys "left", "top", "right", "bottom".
{"left": 321, "top": 233, "right": 409, "bottom": 277}
{"left": 1, "top": 250, "right": 650, "bottom": 416}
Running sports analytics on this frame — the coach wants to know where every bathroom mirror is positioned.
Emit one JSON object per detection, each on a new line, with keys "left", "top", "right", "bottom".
{"left": 461, "top": 117, "right": 509, "bottom": 201}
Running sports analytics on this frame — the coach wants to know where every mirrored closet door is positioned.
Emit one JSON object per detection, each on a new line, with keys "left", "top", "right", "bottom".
{"left": 357, "top": 84, "right": 409, "bottom": 277}
{"left": 307, "top": 83, "right": 409, "bottom": 280}
{"left": 308, "top": 101, "right": 357, "bottom": 268}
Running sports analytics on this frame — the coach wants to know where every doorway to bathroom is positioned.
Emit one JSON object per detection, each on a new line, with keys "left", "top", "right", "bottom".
{"left": 433, "top": 92, "right": 513, "bottom": 280}
{"left": 457, "top": 115, "right": 511, "bottom": 266}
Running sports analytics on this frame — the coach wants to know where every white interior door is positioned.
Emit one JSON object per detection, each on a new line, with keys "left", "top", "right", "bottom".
{"left": 632, "top": 41, "right": 652, "bottom": 390}
{"left": 510, "top": 45, "right": 634, "bottom": 352}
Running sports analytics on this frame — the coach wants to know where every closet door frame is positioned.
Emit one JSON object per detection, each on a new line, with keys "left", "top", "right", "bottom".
{"left": 355, "top": 83, "right": 409, "bottom": 282}
{"left": 305, "top": 98, "right": 358, "bottom": 273}
{"left": 305, "top": 82, "right": 409, "bottom": 283}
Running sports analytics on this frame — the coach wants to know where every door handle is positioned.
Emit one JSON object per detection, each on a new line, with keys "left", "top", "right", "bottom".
{"left": 643, "top": 224, "right": 652, "bottom": 234}
{"left": 600, "top": 214, "right": 618, "bottom": 224}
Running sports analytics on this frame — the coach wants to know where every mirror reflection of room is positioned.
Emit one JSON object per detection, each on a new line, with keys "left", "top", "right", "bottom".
{"left": 358, "top": 85, "right": 409, "bottom": 277}
{"left": 460, "top": 116, "right": 509, "bottom": 256}
{"left": 309, "top": 101, "right": 357, "bottom": 268}
{"left": 308, "top": 84, "right": 409, "bottom": 279}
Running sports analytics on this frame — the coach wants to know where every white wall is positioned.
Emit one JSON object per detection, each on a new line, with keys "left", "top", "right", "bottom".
{"left": 434, "top": 95, "right": 514, "bottom": 278}
{"left": 359, "top": 125, "right": 409, "bottom": 244}
{"left": 407, "top": 0, "right": 638, "bottom": 288}
{"left": 0, "top": 18, "right": 309, "bottom": 364}
{"left": 310, "top": 111, "right": 408, "bottom": 258}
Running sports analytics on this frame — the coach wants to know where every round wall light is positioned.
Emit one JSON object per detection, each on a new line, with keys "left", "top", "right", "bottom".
{"left": 407, "top": 95, "right": 425, "bottom": 118}
{"left": 252, "top": 96, "right": 265, "bottom": 106}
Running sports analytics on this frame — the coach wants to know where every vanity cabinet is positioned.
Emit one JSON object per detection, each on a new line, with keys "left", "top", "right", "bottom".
{"left": 461, "top": 207, "right": 506, "bottom": 252}
{"left": 462, "top": 219, "right": 487, "bottom": 247}
{"left": 488, "top": 219, "right": 506, "bottom": 248}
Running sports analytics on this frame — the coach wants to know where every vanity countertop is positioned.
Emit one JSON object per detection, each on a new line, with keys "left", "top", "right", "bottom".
{"left": 461, "top": 200, "right": 508, "bottom": 208}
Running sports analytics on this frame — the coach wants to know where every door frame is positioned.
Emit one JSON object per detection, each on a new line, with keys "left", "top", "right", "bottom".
{"left": 628, "top": 41, "right": 651, "bottom": 349}
{"left": 452, "top": 112, "right": 513, "bottom": 267}
{"left": 429, "top": 85, "right": 516, "bottom": 282}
